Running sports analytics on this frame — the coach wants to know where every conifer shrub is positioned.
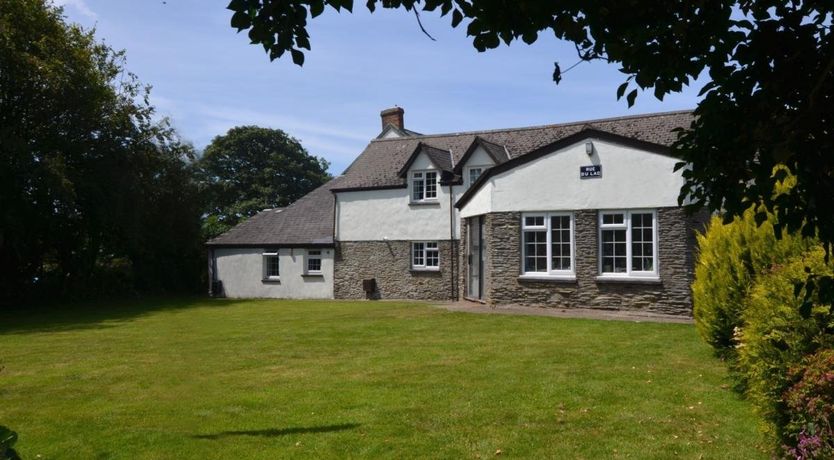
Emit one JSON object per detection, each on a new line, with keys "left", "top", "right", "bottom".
{"left": 737, "top": 247, "right": 834, "bottom": 451}
{"left": 692, "top": 207, "right": 811, "bottom": 358}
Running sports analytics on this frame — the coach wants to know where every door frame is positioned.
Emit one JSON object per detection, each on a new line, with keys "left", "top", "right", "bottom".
{"left": 468, "top": 216, "right": 485, "bottom": 300}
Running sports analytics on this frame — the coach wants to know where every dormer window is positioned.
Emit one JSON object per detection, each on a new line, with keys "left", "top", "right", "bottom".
{"left": 411, "top": 170, "right": 438, "bottom": 202}
{"left": 465, "top": 166, "right": 488, "bottom": 189}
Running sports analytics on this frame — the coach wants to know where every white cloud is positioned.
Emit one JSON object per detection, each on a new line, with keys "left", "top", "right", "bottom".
{"left": 52, "top": 0, "right": 97, "bottom": 19}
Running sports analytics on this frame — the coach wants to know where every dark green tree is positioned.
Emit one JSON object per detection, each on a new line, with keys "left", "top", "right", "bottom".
{"left": 0, "top": 0, "right": 204, "bottom": 302}
{"left": 198, "top": 126, "right": 330, "bottom": 238}
{"left": 227, "top": 0, "right": 834, "bottom": 304}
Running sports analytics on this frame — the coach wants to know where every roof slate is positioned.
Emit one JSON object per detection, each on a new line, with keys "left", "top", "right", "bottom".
{"left": 209, "top": 110, "right": 693, "bottom": 246}
{"left": 335, "top": 110, "right": 693, "bottom": 191}
{"left": 206, "top": 176, "right": 344, "bottom": 247}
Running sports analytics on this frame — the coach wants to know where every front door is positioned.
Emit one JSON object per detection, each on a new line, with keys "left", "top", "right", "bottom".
{"left": 468, "top": 216, "right": 484, "bottom": 299}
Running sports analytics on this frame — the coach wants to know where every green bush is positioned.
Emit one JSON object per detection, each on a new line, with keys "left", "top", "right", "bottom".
{"left": 692, "top": 207, "right": 811, "bottom": 357}
{"left": 737, "top": 247, "right": 834, "bottom": 448}
{"left": 782, "top": 349, "right": 834, "bottom": 459}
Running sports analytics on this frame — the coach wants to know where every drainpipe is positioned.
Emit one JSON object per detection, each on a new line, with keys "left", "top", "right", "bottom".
{"left": 449, "top": 182, "right": 456, "bottom": 300}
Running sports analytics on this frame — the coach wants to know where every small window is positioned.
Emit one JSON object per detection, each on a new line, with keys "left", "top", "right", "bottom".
{"left": 466, "top": 166, "right": 485, "bottom": 189}
{"left": 306, "top": 249, "right": 322, "bottom": 274}
{"left": 599, "top": 210, "right": 658, "bottom": 277}
{"left": 412, "top": 241, "right": 440, "bottom": 270}
{"left": 521, "top": 213, "right": 574, "bottom": 276}
{"left": 263, "top": 250, "right": 280, "bottom": 279}
{"left": 411, "top": 170, "right": 438, "bottom": 202}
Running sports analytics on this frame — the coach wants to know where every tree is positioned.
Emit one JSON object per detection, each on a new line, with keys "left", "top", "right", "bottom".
{"left": 0, "top": 0, "right": 204, "bottom": 303}
{"left": 226, "top": 0, "right": 834, "bottom": 303}
{"left": 197, "top": 126, "right": 330, "bottom": 238}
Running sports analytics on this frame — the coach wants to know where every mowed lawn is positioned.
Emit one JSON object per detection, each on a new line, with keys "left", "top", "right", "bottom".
{"left": 1, "top": 299, "right": 764, "bottom": 459}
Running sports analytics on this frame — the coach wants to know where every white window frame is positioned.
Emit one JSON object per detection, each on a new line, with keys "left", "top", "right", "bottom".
{"left": 411, "top": 170, "right": 439, "bottom": 203}
{"left": 598, "top": 209, "right": 659, "bottom": 279}
{"left": 412, "top": 241, "right": 440, "bottom": 271}
{"left": 262, "top": 250, "right": 280, "bottom": 280}
{"left": 520, "top": 212, "right": 575, "bottom": 279}
{"left": 465, "top": 165, "right": 488, "bottom": 189}
{"left": 305, "top": 249, "right": 322, "bottom": 275}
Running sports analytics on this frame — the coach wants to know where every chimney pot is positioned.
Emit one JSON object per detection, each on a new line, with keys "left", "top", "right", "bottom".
{"left": 380, "top": 106, "right": 405, "bottom": 131}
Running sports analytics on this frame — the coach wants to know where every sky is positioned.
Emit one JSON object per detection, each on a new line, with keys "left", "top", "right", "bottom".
{"left": 56, "top": 0, "right": 705, "bottom": 174}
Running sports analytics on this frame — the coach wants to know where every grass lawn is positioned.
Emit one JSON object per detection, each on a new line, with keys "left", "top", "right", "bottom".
{"left": 1, "top": 299, "right": 764, "bottom": 459}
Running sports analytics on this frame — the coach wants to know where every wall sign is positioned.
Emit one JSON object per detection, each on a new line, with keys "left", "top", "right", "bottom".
{"left": 580, "top": 164, "right": 602, "bottom": 179}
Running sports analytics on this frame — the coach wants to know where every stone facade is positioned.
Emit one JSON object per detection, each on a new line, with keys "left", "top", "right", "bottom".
{"left": 334, "top": 240, "right": 458, "bottom": 300}
{"left": 461, "top": 207, "right": 708, "bottom": 316}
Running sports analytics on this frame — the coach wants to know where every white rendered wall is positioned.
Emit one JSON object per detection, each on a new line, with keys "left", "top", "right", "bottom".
{"left": 465, "top": 147, "right": 497, "bottom": 169}
{"left": 462, "top": 147, "right": 496, "bottom": 189}
{"left": 460, "top": 138, "right": 685, "bottom": 218}
{"left": 336, "top": 151, "right": 463, "bottom": 241}
{"left": 214, "top": 247, "right": 334, "bottom": 299}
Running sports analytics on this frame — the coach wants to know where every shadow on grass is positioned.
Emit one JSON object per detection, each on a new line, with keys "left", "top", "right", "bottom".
{"left": 192, "top": 423, "right": 361, "bottom": 440}
{"left": 0, "top": 296, "right": 252, "bottom": 335}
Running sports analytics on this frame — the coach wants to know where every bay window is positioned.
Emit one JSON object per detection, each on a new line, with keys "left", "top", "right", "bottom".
{"left": 599, "top": 210, "right": 658, "bottom": 277}
{"left": 521, "top": 213, "right": 574, "bottom": 277}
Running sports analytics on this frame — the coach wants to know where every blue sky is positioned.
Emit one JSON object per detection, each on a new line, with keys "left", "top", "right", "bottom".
{"left": 56, "top": 0, "right": 704, "bottom": 174}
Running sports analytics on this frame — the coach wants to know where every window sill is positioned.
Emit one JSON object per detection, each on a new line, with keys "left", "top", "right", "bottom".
{"left": 411, "top": 268, "right": 441, "bottom": 274}
{"left": 518, "top": 274, "right": 577, "bottom": 283}
{"left": 301, "top": 273, "right": 324, "bottom": 278}
{"left": 262, "top": 278, "right": 281, "bottom": 283}
{"left": 595, "top": 276, "right": 661, "bottom": 285}
{"left": 409, "top": 200, "right": 440, "bottom": 207}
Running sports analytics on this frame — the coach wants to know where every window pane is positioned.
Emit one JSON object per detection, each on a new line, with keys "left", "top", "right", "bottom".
{"left": 468, "top": 168, "right": 482, "bottom": 186}
{"left": 550, "top": 215, "right": 571, "bottom": 271}
{"left": 308, "top": 258, "right": 321, "bottom": 272}
{"left": 425, "top": 172, "right": 437, "bottom": 198}
{"left": 426, "top": 244, "right": 439, "bottom": 267}
{"left": 524, "top": 230, "right": 547, "bottom": 272}
{"left": 412, "top": 243, "right": 424, "bottom": 266}
{"left": 631, "top": 213, "right": 654, "bottom": 272}
{"left": 412, "top": 177, "right": 424, "bottom": 200}
{"left": 524, "top": 216, "right": 544, "bottom": 227}
{"left": 602, "top": 213, "right": 624, "bottom": 225}
{"left": 265, "top": 255, "right": 280, "bottom": 277}
{"left": 601, "top": 229, "right": 626, "bottom": 274}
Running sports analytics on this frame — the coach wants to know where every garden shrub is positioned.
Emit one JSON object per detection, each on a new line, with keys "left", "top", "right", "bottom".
{"left": 737, "top": 247, "right": 834, "bottom": 451}
{"left": 781, "top": 349, "right": 834, "bottom": 459}
{"left": 692, "top": 206, "right": 811, "bottom": 358}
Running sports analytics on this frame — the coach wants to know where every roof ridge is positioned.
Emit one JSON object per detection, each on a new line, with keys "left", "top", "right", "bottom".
{"left": 369, "top": 109, "right": 694, "bottom": 142}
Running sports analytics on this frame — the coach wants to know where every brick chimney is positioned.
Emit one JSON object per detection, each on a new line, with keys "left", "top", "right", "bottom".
{"left": 380, "top": 106, "right": 405, "bottom": 131}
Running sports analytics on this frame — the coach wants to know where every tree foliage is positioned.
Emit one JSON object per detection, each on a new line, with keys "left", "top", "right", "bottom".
{"left": 197, "top": 126, "right": 330, "bottom": 239}
{"left": 228, "top": 0, "right": 834, "bottom": 302}
{"left": 0, "top": 0, "right": 204, "bottom": 303}
{"left": 692, "top": 208, "right": 812, "bottom": 358}
{"left": 738, "top": 247, "right": 834, "bottom": 454}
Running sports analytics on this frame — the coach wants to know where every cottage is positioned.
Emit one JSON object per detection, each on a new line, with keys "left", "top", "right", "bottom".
{"left": 207, "top": 108, "right": 707, "bottom": 315}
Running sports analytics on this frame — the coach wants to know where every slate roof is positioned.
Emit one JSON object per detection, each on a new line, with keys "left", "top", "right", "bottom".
{"left": 206, "top": 176, "right": 344, "bottom": 247}
{"left": 334, "top": 110, "right": 693, "bottom": 191}
{"left": 397, "top": 142, "right": 454, "bottom": 177}
{"left": 209, "top": 110, "right": 693, "bottom": 246}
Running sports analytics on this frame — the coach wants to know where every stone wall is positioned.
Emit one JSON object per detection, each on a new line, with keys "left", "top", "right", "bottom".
{"left": 334, "top": 240, "right": 458, "bottom": 300}
{"left": 482, "top": 207, "right": 708, "bottom": 316}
